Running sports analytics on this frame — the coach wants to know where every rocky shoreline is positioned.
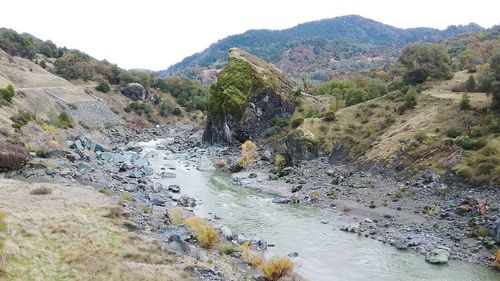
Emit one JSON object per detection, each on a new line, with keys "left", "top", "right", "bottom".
{"left": 180, "top": 135, "right": 499, "bottom": 269}
{"left": 6, "top": 124, "right": 499, "bottom": 277}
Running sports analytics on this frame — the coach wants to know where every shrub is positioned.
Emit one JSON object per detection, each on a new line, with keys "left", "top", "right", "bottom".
{"left": 239, "top": 140, "right": 257, "bottom": 169}
{"left": 10, "top": 111, "right": 32, "bottom": 127}
{"left": 185, "top": 216, "right": 219, "bottom": 249}
{"left": 195, "top": 224, "right": 219, "bottom": 249}
{"left": 446, "top": 128, "right": 462, "bottom": 138}
{"left": 30, "top": 186, "right": 52, "bottom": 195}
{"left": 121, "top": 192, "right": 133, "bottom": 201}
{"left": 242, "top": 243, "right": 263, "bottom": 268}
{"left": 169, "top": 207, "right": 185, "bottom": 225}
{"left": 310, "top": 190, "right": 321, "bottom": 202}
{"left": 260, "top": 256, "right": 293, "bottom": 281}
{"left": 42, "top": 123, "right": 59, "bottom": 135}
{"left": 415, "top": 131, "right": 427, "bottom": 143}
{"left": 56, "top": 111, "right": 73, "bottom": 129}
{"left": 459, "top": 92, "right": 471, "bottom": 110}
{"left": 0, "top": 84, "right": 15, "bottom": 103}
{"left": 456, "top": 136, "right": 485, "bottom": 150}
{"left": 275, "top": 117, "right": 289, "bottom": 129}
{"left": 0, "top": 211, "right": 6, "bottom": 232}
{"left": 291, "top": 117, "right": 304, "bottom": 128}
{"left": 398, "top": 87, "right": 417, "bottom": 114}
{"left": 465, "top": 75, "right": 476, "bottom": 92}
{"left": 324, "top": 110, "right": 336, "bottom": 121}
{"left": 96, "top": 80, "right": 110, "bottom": 93}
{"left": 274, "top": 154, "right": 286, "bottom": 171}
{"left": 305, "top": 109, "right": 322, "bottom": 119}
{"left": 173, "top": 107, "right": 182, "bottom": 116}
{"left": 219, "top": 244, "right": 241, "bottom": 255}
{"left": 214, "top": 159, "right": 227, "bottom": 170}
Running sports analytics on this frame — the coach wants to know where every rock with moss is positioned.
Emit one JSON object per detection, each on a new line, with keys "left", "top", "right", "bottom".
{"left": 203, "top": 48, "right": 296, "bottom": 144}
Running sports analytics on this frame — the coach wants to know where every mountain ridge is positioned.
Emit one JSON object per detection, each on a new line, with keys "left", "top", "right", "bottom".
{"left": 158, "top": 15, "right": 483, "bottom": 81}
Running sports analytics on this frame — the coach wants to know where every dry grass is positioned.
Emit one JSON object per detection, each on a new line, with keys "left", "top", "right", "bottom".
{"left": 30, "top": 186, "right": 52, "bottom": 195}
{"left": 494, "top": 250, "right": 500, "bottom": 270}
{"left": 274, "top": 154, "right": 286, "bottom": 170}
{"left": 185, "top": 216, "right": 219, "bottom": 249}
{"left": 121, "top": 192, "right": 133, "bottom": 201}
{"left": 239, "top": 140, "right": 257, "bottom": 169}
{"left": 241, "top": 242, "right": 263, "bottom": 268}
{"left": 260, "top": 256, "right": 294, "bottom": 281}
{"left": 0, "top": 179, "right": 196, "bottom": 281}
{"left": 169, "top": 207, "right": 185, "bottom": 225}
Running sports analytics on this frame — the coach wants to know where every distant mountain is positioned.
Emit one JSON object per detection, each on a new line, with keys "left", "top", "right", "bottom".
{"left": 158, "top": 15, "right": 483, "bottom": 82}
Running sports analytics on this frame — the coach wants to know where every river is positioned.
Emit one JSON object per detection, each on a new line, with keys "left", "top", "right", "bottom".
{"left": 142, "top": 140, "right": 500, "bottom": 281}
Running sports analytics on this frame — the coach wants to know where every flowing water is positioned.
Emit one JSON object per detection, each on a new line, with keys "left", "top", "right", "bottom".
{"left": 142, "top": 140, "right": 500, "bottom": 281}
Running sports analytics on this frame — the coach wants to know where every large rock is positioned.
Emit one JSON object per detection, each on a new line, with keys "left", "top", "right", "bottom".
{"left": 121, "top": 83, "right": 148, "bottom": 101}
{"left": 425, "top": 247, "right": 450, "bottom": 264}
{"left": 286, "top": 128, "right": 320, "bottom": 165}
{"left": 493, "top": 218, "right": 500, "bottom": 243}
{"left": 0, "top": 140, "right": 28, "bottom": 170}
{"left": 202, "top": 48, "right": 296, "bottom": 144}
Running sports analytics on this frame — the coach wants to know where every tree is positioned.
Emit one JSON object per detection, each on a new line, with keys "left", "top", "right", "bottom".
{"left": 398, "top": 43, "right": 453, "bottom": 84}
{"left": 95, "top": 80, "right": 110, "bottom": 93}
{"left": 0, "top": 84, "right": 15, "bottom": 102}
{"left": 465, "top": 75, "right": 476, "bottom": 92}
{"left": 459, "top": 92, "right": 471, "bottom": 110}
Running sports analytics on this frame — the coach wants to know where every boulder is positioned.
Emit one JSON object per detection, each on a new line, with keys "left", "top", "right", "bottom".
{"left": 341, "top": 222, "right": 360, "bottom": 233}
{"left": 0, "top": 140, "right": 28, "bottom": 169}
{"left": 425, "top": 247, "right": 450, "bottom": 264}
{"left": 168, "top": 184, "right": 180, "bottom": 193}
{"left": 202, "top": 48, "right": 296, "bottom": 144}
{"left": 272, "top": 197, "right": 290, "bottom": 204}
{"left": 220, "top": 225, "right": 234, "bottom": 241}
{"left": 164, "top": 225, "right": 191, "bottom": 241}
{"left": 422, "top": 170, "right": 440, "bottom": 184}
{"left": 65, "top": 152, "right": 81, "bottom": 163}
{"left": 43, "top": 148, "right": 66, "bottom": 159}
{"left": 177, "top": 195, "right": 196, "bottom": 207}
{"left": 121, "top": 83, "right": 148, "bottom": 101}
{"left": 124, "top": 141, "right": 143, "bottom": 152}
{"left": 165, "top": 234, "right": 190, "bottom": 255}
{"left": 69, "top": 139, "right": 84, "bottom": 151}
{"left": 285, "top": 128, "right": 320, "bottom": 165}
{"left": 291, "top": 185, "right": 303, "bottom": 193}
{"left": 494, "top": 218, "right": 500, "bottom": 243}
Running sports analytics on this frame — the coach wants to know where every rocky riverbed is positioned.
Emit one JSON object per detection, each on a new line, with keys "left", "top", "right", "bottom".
{"left": 6, "top": 124, "right": 500, "bottom": 277}
{"left": 173, "top": 132, "right": 500, "bottom": 269}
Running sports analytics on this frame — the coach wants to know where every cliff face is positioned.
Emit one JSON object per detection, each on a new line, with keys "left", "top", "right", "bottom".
{"left": 203, "top": 48, "right": 296, "bottom": 144}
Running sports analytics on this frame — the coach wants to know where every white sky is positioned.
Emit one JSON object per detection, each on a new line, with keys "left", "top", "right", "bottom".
{"left": 1, "top": 0, "right": 498, "bottom": 70}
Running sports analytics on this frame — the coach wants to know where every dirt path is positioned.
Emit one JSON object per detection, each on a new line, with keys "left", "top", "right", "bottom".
{"left": 422, "top": 71, "right": 492, "bottom": 108}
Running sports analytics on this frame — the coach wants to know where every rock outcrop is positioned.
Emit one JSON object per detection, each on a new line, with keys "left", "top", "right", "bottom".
{"left": 203, "top": 48, "right": 297, "bottom": 144}
{"left": 0, "top": 139, "right": 28, "bottom": 170}
{"left": 121, "top": 83, "right": 148, "bottom": 101}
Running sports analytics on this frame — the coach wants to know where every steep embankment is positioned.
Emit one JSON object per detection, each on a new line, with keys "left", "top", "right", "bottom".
{"left": 287, "top": 70, "right": 498, "bottom": 181}
{"left": 203, "top": 48, "right": 297, "bottom": 144}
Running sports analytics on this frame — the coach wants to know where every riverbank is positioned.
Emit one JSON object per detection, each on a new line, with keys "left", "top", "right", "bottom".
{"left": 3, "top": 124, "right": 499, "bottom": 279}
{"left": 175, "top": 134, "right": 499, "bottom": 270}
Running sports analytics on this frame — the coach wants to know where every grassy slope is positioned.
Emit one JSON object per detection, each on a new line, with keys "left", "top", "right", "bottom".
{"left": 293, "top": 71, "right": 499, "bottom": 183}
{"left": 0, "top": 179, "right": 196, "bottom": 281}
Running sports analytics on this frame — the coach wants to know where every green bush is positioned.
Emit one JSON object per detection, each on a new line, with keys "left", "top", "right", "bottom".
{"left": 456, "top": 136, "right": 485, "bottom": 150}
{"left": 0, "top": 84, "right": 15, "bottom": 103}
{"left": 398, "top": 87, "right": 417, "bottom": 114}
{"left": 305, "top": 109, "right": 322, "bottom": 119}
{"left": 275, "top": 117, "right": 289, "bottom": 129}
{"left": 172, "top": 107, "right": 182, "bottom": 116}
{"left": 465, "top": 75, "right": 476, "bottom": 92}
{"left": 96, "top": 80, "right": 110, "bottom": 93}
{"left": 324, "top": 111, "right": 336, "bottom": 121}
{"left": 459, "top": 92, "right": 471, "bottom": 110}
{"left": 446, "top": 128, "right": 462, "bottom": 138}
{"left": 56, "top": 111, "right": 73, "bottom": 129}
{"left": 291, "top": 117, "right": 304, "bottom": 128}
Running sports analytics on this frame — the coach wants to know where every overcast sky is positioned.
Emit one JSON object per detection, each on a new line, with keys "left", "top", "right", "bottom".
{"left": 1, "top": 0, "right": 498, "bottom": 70}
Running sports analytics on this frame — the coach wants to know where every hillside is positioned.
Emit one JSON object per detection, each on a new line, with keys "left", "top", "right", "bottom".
{"left": 159, "top": 15, "right": 482, "bottom": 82}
